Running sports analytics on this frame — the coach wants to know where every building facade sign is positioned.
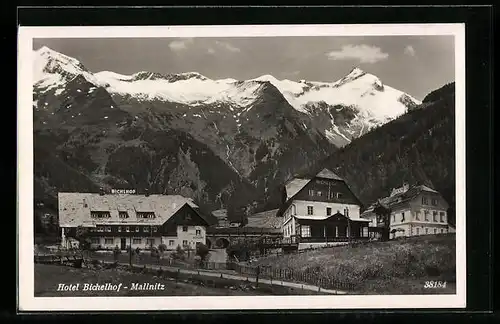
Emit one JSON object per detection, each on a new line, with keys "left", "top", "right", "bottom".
{"left": 111, "top": 189, "right": 137, "bottom": 194}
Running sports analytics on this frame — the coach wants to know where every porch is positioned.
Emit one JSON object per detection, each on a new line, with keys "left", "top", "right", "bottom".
{"left": 294, "top": 212, "right": 371, "bottom": 243}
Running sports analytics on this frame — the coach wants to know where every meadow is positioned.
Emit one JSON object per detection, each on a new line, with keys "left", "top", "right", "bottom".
{"left": 252, "top": 234, "right": 457, "bottom": 294}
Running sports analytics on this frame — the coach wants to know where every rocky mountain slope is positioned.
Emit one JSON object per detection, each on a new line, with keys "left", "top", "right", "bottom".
{"left": 33, "top": 46, "right": 421, "bottom": 223}
{"left": 272, "top": 82, "right": 456, "bottom": 224}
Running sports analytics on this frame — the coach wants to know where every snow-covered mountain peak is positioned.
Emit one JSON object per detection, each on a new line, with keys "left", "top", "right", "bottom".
{"left": 177, "top": 72, "right": 208, "bottom": 80}
{"left": 346, "top": 67, "right": 365, "bottom": 78}
{"left": 33, "top": 49, "right": 422, "bottom": 147}
{"left": 33, "top": 46, "right": 100, "bottom": 91}
{"left": 252, "top": 74, "right": 280, "bottom": 83}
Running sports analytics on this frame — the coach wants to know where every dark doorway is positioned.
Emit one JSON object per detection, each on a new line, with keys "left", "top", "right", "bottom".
{"left": 326, "top": 224, "right": 336, "bottom": 237}
{"left": 120, "top": 238, "right": 126, "bottom": 250}
{"left": 338, "top": 225, "right": 347, "bottom": 237}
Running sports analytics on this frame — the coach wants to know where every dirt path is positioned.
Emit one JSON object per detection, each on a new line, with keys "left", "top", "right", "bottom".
{"left": 104, "top": 260, "right": 348, "bottom": 295}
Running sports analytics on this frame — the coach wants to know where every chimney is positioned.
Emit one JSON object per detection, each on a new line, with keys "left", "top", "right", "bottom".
{"left": 99, "top": 187, "right": 105, "bottom": 196}
{"left": 145, "top": 188, "right": 149, "bottom": 197}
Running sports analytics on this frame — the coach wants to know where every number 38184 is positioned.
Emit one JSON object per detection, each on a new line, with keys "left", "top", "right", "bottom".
{"left": 424, "top": 281, "right": 447, "bottom": 288}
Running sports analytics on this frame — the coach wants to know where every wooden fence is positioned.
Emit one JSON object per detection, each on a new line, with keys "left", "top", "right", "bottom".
{"left": 227, "top": 262, "right": 355, "bottom": 291}
{"left": 82, "top": 250, "right": 354, "bottom": 291}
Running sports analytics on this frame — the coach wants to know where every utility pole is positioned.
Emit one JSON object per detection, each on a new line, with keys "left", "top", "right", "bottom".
{"left": 346, "top": 208, "right": 351, "bottom": 245}
{"left": 150, "top": 225, "right": 153, "bottom": 249}
{"left": 129, "top": 236, "right": 132, "bottom": 267}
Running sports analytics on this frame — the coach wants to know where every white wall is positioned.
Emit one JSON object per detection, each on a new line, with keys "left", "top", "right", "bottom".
{"left": 176, "top": 225, "right": 206, "bottom": 250}
{"left": 391, "top": 223, "right": 449, "bottom": 238}
{"left": 89, "top": 237, "right": 159, "bottom": 250}
{"left": 86, "top": 225, "right": 206, "bottom": 250}
{"left": 292, "top": 200, "right": 361, "bottom": 219}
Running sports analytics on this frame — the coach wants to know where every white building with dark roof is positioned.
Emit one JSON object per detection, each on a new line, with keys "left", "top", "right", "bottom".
{"left": 277, "top": 168, "right": 370, "bottom": 249}
{"left": 361, "top": 183, "right": 452, "bottom": 238}
{"left": 58, "top": 190, "right": 210, "bottom": 250}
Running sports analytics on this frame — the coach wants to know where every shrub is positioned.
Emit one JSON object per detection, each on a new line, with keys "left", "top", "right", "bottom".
{"left": 158, "top": 243, "right": 167, "bottom": 253}
{"left": 196, "top": 243, "right": 210, "bottom": 262}
{"left": 113, "top": 245, "right": 121, "bottom": 261}
{"left": 172, "top": 245, "right": 185, "bottom": 260}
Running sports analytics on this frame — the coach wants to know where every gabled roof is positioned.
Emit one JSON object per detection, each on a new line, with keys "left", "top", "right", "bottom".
{"left": 58, "top": 193, "right": 199, "bottom": 227}
{"left": 285, "top": 168, "right": 344, "bottom": 199}
{"left": 316, "top": 168, "right": 344, "bottom": 181}
{"left": 279, "top": 168, "right": 363, "bottom": 218}
{"left": 361, "top": 184, "right": 446, "bottom": 217}
{"left": 285, "top": 178, "right": 311, "bottom": 200}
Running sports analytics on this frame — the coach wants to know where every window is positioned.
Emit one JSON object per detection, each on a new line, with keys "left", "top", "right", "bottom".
{"left": 440, "top": 211, "right": 445, "bottom": 222}
{"left": 308, "top": 190, "right": 314, "bottom": 196}
{"left": 153, "top": 226, "right": 158, "bottom": 232}
{"left": 301, "top": 225, "right": 311, "bottom": 237}
{"left": 307, "top": 206, "right": 313, "bottom": 215}
{"left": 424, "top": 210, "right": 429, "bottom": 221}
{"left": 415, "top": 211, "right": 420, "bottom": 221}
{"left": 326, "top": 207, "right": 332, "bottom": 216}
{"left": 401, "top": 212, "right": 405, "bottom": 222}
{"left": 433, "top": 211, "right": 438, "bottom": 222}
{"left": 104, "top": 238, "right": 113, "bottom": 245}
{"left": 135, "top": 227, "right": 140, "bottom": 232}
{"left": 362, "top": 227, "right": 368, "bottom": 237}
{"left": 91, "top": 238, "right": 100, "bottom": 244}
{"left": 317, "top": 191, "right": 322, "bottom": 197}
{"left": 117, "top": 226, "right": 122, "bottom": 232}
{"left": 146, "top": 239, "right": 155, "bottom": 246}
{"left": 136, "top": 212, "right": 155, "bottom": 219}
{"left": 106, "top": 226, "right": 111, "bottom": 232}
{"left": 97, "top": 226, "right": 104, "bottom": 232}
{"left": 432, "top": 198, "right": 438, "bottom": 206}
{"left": 182, "top": 240, "right": 188, "bottom": 247}
{"left": 425, "top": 228, "right": 428, "bottom": 234}
{"left": 133, "top": 238, "right": 142, "bottom": 244}
{"left": 143, "top": 226, "right": 149, "bottom": 233}
{"left": 182, "top": 226, "right": 188, "bottom": 232}
{"left": 392, "top": 215, "right": 396, "bottom": 223}
{"left": 90, "top": 211, "right": 111, "bottom": 218}
{"left": 336, "top": 192, "right": 342, "bottom": 199}
{"left": 441, "top": 228, "right": 444, "bottom": 233}
{"left": 416, "top": 228, "right": 420, "bottom": 235}
{"left": 422, "top": 197, "right": 428, "bottom": 205}
{"left": 125, "top": 226, "right": 130, "bottom": 232}
{"left": 119, "top": 211, "right": 129, "bottom": 218}
{"left": 169, "top": 240, "right": 175, "bottom": 246}
{"left": 196, "top": 229, "right": 201, "bottom": 236}
{"left": 292, "top": 205, "right": 296, "bottom": 215}
{"left": 434, "top": 228, "right": 437, "bottom": 234}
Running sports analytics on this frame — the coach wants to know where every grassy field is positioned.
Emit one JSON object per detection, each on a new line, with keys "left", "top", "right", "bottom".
{"left": 253, "top": 234, "right": 457, "bottom": 294}
{"left": 34, "top": 263, "right": 323, "bottom": 296}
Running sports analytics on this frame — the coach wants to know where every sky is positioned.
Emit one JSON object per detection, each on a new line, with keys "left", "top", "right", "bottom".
{"left": 33, "top": 36, "right": 455, "bottom": 100}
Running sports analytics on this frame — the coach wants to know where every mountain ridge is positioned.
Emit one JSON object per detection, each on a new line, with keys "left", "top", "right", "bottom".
{"left": 34, "top": 46, "right": 421, "bottom": 148}
{"left": 33, "top": 46, "right": 434, "bottom": 229}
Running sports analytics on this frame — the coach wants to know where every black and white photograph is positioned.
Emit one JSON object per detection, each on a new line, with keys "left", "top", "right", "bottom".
{"left": 18, "top": 24, "right": 466, "bottom": 311}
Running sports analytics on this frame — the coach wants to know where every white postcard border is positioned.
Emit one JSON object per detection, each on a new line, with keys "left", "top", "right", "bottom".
{"left": 17, "top": 23, "right": 466, "bottom": 311}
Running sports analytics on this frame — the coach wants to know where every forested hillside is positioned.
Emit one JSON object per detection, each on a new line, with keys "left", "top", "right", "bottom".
{"left": 262, "top": 82, "right": 456, "bottom": 224}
